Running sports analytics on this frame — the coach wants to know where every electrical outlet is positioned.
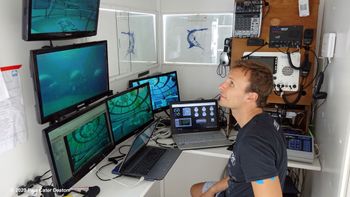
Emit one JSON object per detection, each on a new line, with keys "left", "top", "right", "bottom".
{"left": 321, "top": 33, "right": 336, "bottom": 58}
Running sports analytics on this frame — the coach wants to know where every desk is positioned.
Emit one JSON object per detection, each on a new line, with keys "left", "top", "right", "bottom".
{"left": 71, "top": 138, "right": 321, "bottom": 197}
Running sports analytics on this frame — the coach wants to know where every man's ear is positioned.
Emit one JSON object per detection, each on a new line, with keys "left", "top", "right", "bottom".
{"left": 246, "top": 92, "right": 259, "bottom": 104}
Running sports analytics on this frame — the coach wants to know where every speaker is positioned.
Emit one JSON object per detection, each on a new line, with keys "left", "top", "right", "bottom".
{"left": 313, "top": 72, "right": 327, "bottom": 100}
{"left": 220, "top": 38, "right": 232, "bottom": 66}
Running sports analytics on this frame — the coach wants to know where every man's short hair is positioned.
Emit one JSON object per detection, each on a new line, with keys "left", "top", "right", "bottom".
{"left": 231, "top": 60, "right": 273, "bottom": 107}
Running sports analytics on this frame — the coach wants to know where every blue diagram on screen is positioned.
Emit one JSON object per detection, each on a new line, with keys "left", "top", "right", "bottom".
{"left": 186, "top": 28, "right": 208, "bottom": 49}
{"left": 107, "top": 86, "right": 153, "bottom": 143}
{"left": 131, "top": 73, "right": 179, "bottom": 111}
{"left": 30, "top": 0, "right": 98, "bottom": 34}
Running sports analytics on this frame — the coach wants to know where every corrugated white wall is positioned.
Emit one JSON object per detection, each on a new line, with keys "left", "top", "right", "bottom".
{"left": 0, "top": 0, "right": 159, "bottom": 195}
{"left": 307, "top": 0, "right": 350, "bottom": 196}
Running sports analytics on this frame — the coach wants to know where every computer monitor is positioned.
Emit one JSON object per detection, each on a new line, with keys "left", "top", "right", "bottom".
{"left": 22, "top": 0, "right": 100, "bottom": 41}
{"left": 30, "top": 40, "right": 110, "bottom": 124}
{"left": 43, "top": 101, "right": 114, "bottom": 190}
{"left": 129, "top": 71, "right": 180, "bottom": 113}
{"left": 106, "top": 83, "right": 154, "bottom": 144}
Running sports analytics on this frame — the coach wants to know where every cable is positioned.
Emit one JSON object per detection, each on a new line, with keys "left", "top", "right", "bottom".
{"left": 95, "top": 162, "right": 122, "bottom": 181}
{"left": 118, "top": 144, "right": 131, "bottom": 155}
{"left": 153, "top": 138, "right": 177, "bottom": 148}
{"left": 262, "top": 0, "right": 270, "bottom": 18}
{"left": 241, "top": 42, "right": 268, "bottom": 59}
{"left": 217, "top": 59, "right": 229, "bottom": 78}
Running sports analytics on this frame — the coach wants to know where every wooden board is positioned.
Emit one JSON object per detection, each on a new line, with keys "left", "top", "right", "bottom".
{"left": 231, "top": 0, "right": 320, "bottom": 105}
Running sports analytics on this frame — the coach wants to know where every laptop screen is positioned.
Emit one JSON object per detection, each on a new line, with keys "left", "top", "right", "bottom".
{"left": 170, "top": 100, "right": 219, "bottom": 134}
{"left": 120, "top": 119, "right": 159, "bottom": 170}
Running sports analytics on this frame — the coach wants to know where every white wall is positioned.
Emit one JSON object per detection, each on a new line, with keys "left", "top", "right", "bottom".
{"left": 306, "top": 0, "right": 350, "bottom": 196}
{"left": 0, "top": 0, "right": 159, "bottom": 196}
{"left": 160, "top": 0, "right": 234, "bottom": 100}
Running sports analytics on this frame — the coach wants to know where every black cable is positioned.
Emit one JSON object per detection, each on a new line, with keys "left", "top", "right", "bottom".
{"left": 302, "top": 57, "right": 329, "bottom": 90}
{"left": 217, "top": 60, "right": 229, "bottom": 78}
{"left": 282, "top": 87, "right": 304, "bottom": 107}
{"left": 241, "top": 42, "right": 268, "bottom": 59}
{"left": 95, "top": 162, "right": 122, "bottom": 181}
{"left": 212, "top": 93, "right": 220, "bottom": 100}
{"left": 41, "top": 170, "right": 51, "bottom": 177}
{"left": 287, "top": 51, "right": 302, "bottom": 70}
{"left": 118, "top": 144, "right": 131, "bottom": 155}
{"left": 164, "top": 109, "right": 171, "bottom": 118}
{"left": 263, "top": 1, "right": 270, "bottom": 18}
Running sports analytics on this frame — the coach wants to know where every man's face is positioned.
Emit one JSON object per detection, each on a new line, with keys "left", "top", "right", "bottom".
{"left": 218, "top": 68, "right": 251, "bottom": 109}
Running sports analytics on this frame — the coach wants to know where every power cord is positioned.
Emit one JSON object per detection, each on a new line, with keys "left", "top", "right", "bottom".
{"left": 217, "top": 59, "right": 230, "bottom": 78}
{"left": 241, "top": 42, "right": 268, "bottom": 59}
{"left": 95, "top": 161, "right": 122, "bottom": 181}
{"left": 16, "top": 169, "right": 52, "bottom": 196}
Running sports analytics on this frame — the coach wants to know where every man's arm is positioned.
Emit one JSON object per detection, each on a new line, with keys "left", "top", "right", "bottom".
{"left": 201, "top": 177, "right": 229, "bottom": 197}
{"left": 251, "top": 176, "right": 283, "bottom": 197}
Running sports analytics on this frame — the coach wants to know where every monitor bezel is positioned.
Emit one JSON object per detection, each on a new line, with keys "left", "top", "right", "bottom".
{"left": 42, "top": 101, "right": 114, "bottom": 190}
{"left": 128, "top": 71, "right": 181, "bottom": 113}
{"left": 170, "top": 99, "right": 220, "bottom": 134}
{"left": 30, "top": 40, "right": 110, "bottom": 124}
{"left": 22, "top": 0, "right": 100, "bottom": 41}
{"left": 106, "top": 83, "right": 154, "bottom": 145}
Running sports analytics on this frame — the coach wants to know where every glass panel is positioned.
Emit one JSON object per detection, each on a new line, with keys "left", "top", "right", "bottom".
{"left": 164, "top": 13, "right": 233, "bottom": 65}
{"left": 116, "top": 12, "right": 132, "bottom": 75}
{"left": 128, "top": 12, "right": 157, "bottom": 72}
{"left": 88, "top": 7, "right": 158, "bottom": 77}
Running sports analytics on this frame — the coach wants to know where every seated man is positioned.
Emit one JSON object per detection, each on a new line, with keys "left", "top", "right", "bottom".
{"left": 191, "top": 60, "right": 287, "bottom": 197}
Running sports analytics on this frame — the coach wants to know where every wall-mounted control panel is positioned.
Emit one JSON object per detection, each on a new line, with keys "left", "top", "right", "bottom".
{"left": 244, "top": 52, "right": 301, "bottom": 92}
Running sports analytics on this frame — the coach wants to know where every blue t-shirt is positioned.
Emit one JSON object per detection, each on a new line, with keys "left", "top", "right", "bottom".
{"left": 225, "top": 113, "right": 287, "bottom": 196}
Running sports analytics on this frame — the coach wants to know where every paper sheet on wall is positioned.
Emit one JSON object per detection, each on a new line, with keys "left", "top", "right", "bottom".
{"left": 0, "top": 72, "right": 9, "bottom": 102}
{"left": 0, "top": 67, "right": 27, "bottom": 154}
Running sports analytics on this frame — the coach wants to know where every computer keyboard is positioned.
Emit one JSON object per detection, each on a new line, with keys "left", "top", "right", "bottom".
{"left": 175, "top": 132, "right": 227, "bottom": 144}
{"left": 179, "top": 140, "right": 232, "bottom": 149}
{"left": 130, "top": 148, "right": 166, "bottom": 175}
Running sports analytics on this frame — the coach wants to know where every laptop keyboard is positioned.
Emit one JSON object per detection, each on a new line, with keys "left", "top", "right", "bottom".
{"left": 174, "top": 132, "right": 227, "bottom": 145}
{"left": 130, "top": 148, "right": 166, "bottom": 175}
{"left": 179, "top": 140, "right": 231, "bottom": 149}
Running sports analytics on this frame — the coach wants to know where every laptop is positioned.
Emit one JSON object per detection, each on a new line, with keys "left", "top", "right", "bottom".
{"left": 170, "top": 99, "right": 232, "bottom": 150}
{"left": 112, "top": 118, "right": 181, "bottom": 180}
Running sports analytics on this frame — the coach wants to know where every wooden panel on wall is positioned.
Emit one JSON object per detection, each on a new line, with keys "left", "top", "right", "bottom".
{"left": 231, "top": 0, "right": 320, "bottom": 105}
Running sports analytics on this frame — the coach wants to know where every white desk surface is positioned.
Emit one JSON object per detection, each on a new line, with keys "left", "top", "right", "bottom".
{"left": 155, "top": 136, "right": 322, "bottom": 171}
{"left": 70, "top": 135, "right": 321, "bottom": 196}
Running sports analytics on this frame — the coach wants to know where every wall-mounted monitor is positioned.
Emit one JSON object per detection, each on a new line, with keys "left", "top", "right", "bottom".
{"left": 22, "top": 0, "right": 100, "bottom": 41}
{"left": 106, "top": 83, "right": 154, "bottom": 144}
{"left": 30, "top": 40, "right": 110, "bottom": 124}
{"left": 129, "top": 71, "right": 180, "bottom": 113}
{"left": 43, "top": 101, "right": 114, "bottom": 190}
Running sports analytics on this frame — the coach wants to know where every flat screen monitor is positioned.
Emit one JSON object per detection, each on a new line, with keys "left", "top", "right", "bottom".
{"left": 129, "top": 71, "right": 180, "bottom": 113}
{"left": 22, "top": 0, "right": 100, "bottom": 41}
{"left": 30, "top": 40, "right": 110, "bottom": 124}
{"left": 106, "top": 83, "right": 154, "bottom": 144}
{"left": 43, "top": 101, "right": 114, "bottom": 190}
{"left": 247, "top": 56, "right": 277, "bottom": 74}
